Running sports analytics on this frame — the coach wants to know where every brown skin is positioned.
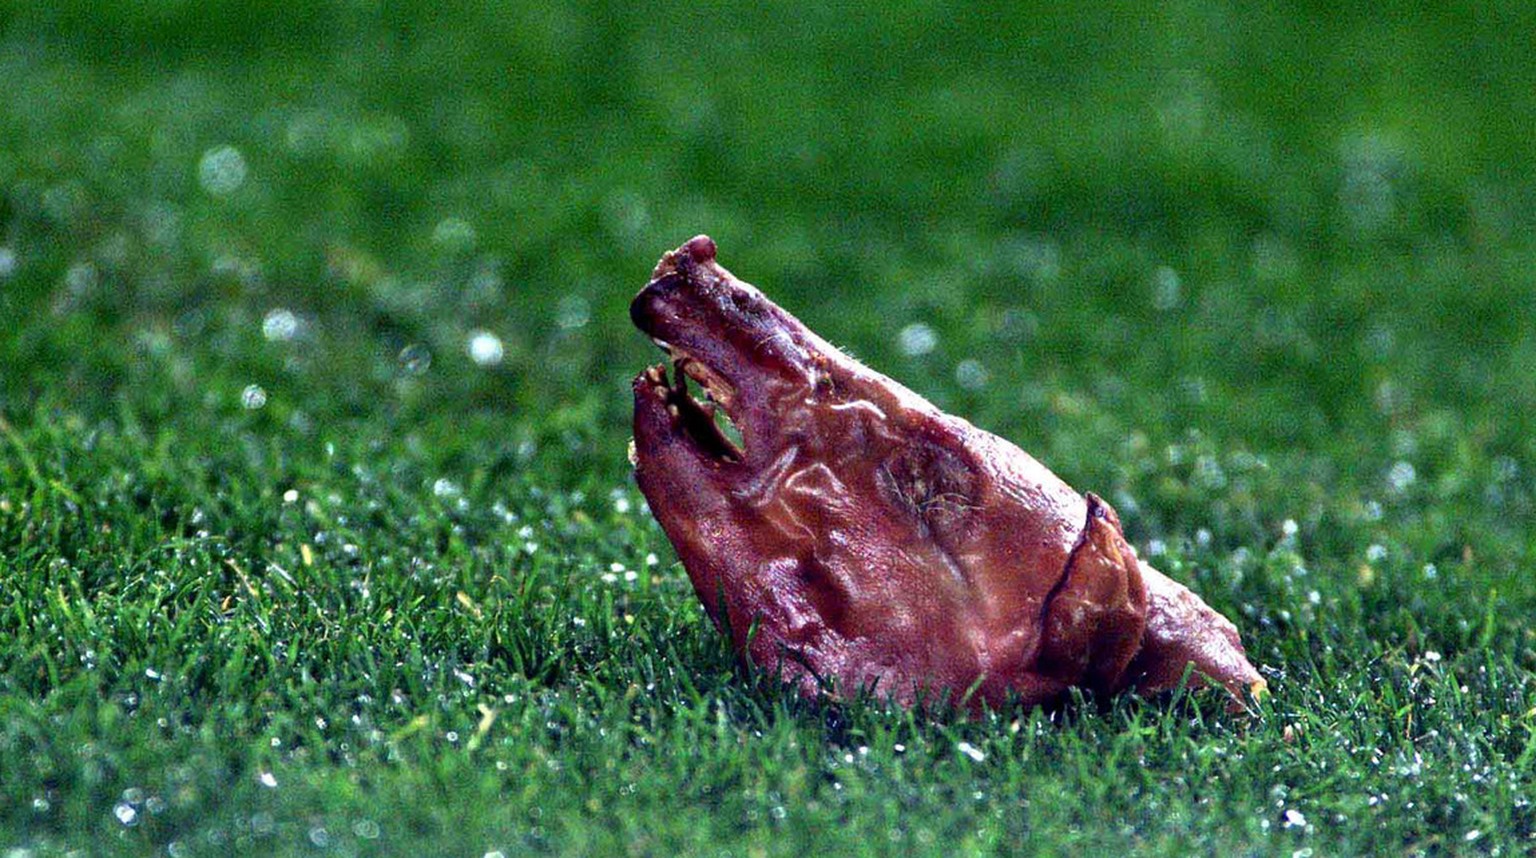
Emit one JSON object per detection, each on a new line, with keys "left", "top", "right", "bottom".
{"left": 631, "top": 235, "right": 1265, "bottom": 711}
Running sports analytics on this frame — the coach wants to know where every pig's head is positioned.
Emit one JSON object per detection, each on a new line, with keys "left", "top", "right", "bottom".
{"left": 631, "top": 236, "right": 1263, "bottom": 710}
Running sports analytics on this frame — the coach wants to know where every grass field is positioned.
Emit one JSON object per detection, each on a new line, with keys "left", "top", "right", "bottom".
{"left": 4, "top": 2, "right": 1536, "bottom": 854}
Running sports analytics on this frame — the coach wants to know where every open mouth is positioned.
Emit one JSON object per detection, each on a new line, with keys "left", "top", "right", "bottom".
{"left": 641, "top": 342, "right": 745, "bottom": 463}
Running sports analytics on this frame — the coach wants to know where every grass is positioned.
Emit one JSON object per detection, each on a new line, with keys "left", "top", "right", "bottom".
{"left": 3, "top": 1, "right": 1536, "bottom": 854}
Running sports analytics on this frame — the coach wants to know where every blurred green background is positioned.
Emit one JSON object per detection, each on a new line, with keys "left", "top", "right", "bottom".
{"left": 3, "top": 1, "right": 1535, "bottom": 854}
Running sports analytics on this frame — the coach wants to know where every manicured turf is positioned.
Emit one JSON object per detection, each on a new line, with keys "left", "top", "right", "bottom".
{"left": 3, "top": 3, "right": 1535, "bottom": 854}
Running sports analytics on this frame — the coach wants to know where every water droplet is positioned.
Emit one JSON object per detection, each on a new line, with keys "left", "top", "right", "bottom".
{"left": 954, "top": 359, "right": 989, "bottom": 390}
{"left": 898, "top": 323, "right": 937, "bottom": 357}
{"left": 113, "top": 802, "right": 139, "bottom": 826}
{"left": 263, "top": 308, "right": 298, "bottom": 342}
{"left": 1338, "top": 133, "right": 1400, "bottom": 232}
{"left": 432, "top": 217, "right": 476, "bottom": 250}
{"left": 354, "top": 819, "right": 381, "bottom": 839}
{"left": 241, "top": 385, "right": 268, "bottom": 410}
{"left": 556, "top": 296, "right": 590, "bottom": 330}
{"left": 399, "top": 344, "right": 432, "bottom": 375}
{"left": 603, "top": 189, "right": 650, "bottom": 238}
{"left": 198, "top": 145, "right": 248, "bottom": 195}
{"left": 65, "top": 261, "right": 98, "bottom": 295}
{"left": 467, "top": 330, "right": 504, "bottom": 366}
{"left": 1152, "top": 266, "right": 1182, "bottom": 310}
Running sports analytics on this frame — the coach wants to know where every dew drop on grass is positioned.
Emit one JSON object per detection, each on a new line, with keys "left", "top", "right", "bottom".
{"left": 1386, "top": 461, "right": 1417, "bottom": 493}
{"left": 1152, "top": 266, "right": 1182, "bottom": 310}
{"left": 432, "top": 217, "right": 477, "bottom": 250}
{"left": 353, "top": 819, "right": 381, "bottom": 840}
{"left": 955, "top": 359, "right": 989, "bottom": 390}
{"left": 241, "top": 385, "right": 268, "bottom": 410}
{"left": 65, "top": 261, "right": 98, "bottom": 295}
{"left": 399, "top": 344, "right": 431, "bottom": 375}
{"left": 957, "top": 741, "right": 985, "bottom": 762}
{"left": 467, "top": 330, "right": 504, "bottom": 366}
{"left": 898, "top": 323, "right": 937, "bottom": 357}
{"left": 198, "top": 145, "right": 248, "bottom": 195}
{"left": 556, "top": 296, "right": 590, "bottom": 330}
{"left": 263, "top": 308, "right": 299, "bottom": 342}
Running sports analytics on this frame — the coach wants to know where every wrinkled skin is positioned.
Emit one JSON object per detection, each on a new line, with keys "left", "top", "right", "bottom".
{"left": 631, "top": 235, "right": 1265, "bottom": 711}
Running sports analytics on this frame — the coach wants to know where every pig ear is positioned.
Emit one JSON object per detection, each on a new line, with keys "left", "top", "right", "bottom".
{"left": 1127, "top": 561, "right": 1268, "bottom": 703}
{"left": 1036, "top": 494, "right": 1148, "bottom": 692}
